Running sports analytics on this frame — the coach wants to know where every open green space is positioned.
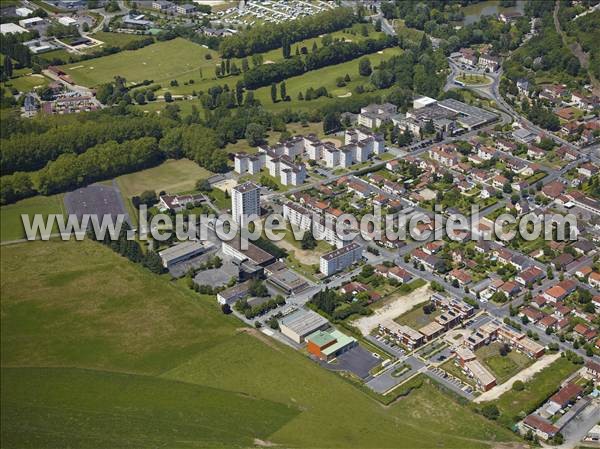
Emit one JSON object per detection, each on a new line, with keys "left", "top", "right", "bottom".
{"left": 475, "top": 342, "right": 532, "bottom": 384}
{"left": 0, "top": 194, "right": 64, "bottom": 242}
{"left": 115, "top": 159, "right": 213, "bottom": 199}
{"left": 456, "top": 74, "right": 492, "bottom": 85}
{"left": 1, "top": 73, "right": 50, "bottom": 93}
{"left": 394, "top": 303, "right": 441, "bottom": 330}
{"left": 1, "top": 239, "right": 518, "bottom": 448}
{"left": 486, "top": 356, "right": 580, "bottom": 426}
{"left": 63, "top": 38, "right": 219, "bottom": 87}
{"left": 2, "top": 366, "right": 297, "bottom": 449}
{"left": 252, "top": 46, "right": 403, "bottom": 107}
{"left": 90, "top": 32, "right": 152, "bottom": 48}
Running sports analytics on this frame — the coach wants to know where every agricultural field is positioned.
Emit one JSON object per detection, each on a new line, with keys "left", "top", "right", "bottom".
{"left": 0, "top": 194, "right": 64, "bottom": 242}
{"left": 62, "top": 38, "right": 219, "bottom": 87}
{"left": 0, "top": 240, "right": 518, "bottom": 448}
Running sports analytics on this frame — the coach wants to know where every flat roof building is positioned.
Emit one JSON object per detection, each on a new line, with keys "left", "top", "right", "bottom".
{"left": 222, "top": 238, "right": 275, "bottom": 267}
{"left": 217, "top": 280, "right": 252, "bottom": 305}
{"left": 15, "top": 7, "right": 33, "bottom": 17}
{"left": 158, "top": 240, "right": 209, "bottom": 268}
{"left": 1, "top": 23, "right": 28, "bottom": 34}
{"left": 306, "top": 328, "right": 357, "bottom": 361}
{"left": 232, "top": 181, "right": 260, "bottom": 225}
{"left": 320, "top": 242, "right": 362, "bottom": 277}
{"left": 279, "top": 309, "right": 329, "bottom": 344}
{"left": 18, "top": 17, "right": 44, "bottom": 28}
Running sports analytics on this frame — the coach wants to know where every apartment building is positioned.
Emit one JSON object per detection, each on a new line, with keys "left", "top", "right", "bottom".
{"left": 320, "top": 242, "right": 363, "bottom": 276}
{"left": 231, "top": 182, "right": 260, "bottom": 225}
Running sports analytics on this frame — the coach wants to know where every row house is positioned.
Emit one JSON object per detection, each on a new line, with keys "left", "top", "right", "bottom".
{"left": 429, "top": 146, "right": 460, "bottom": 167}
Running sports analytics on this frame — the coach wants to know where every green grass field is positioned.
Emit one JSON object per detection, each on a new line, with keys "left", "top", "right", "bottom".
{"left": 0, "top": 239, "right": 518, "bottom": 448}
{"left": 0, "top": 194, "right": 64, "bottom": 242}
{"left": 63, "top": 38, "right": 219, "bottom": 87}
{"left": 90, "top": 32, "right": 152, "bottom": 48}
{"left": 1, "top": 73, "right": 50, "bottom": 93}
{"left": 475, "top": 343, "right": 532, "bottom": 384}
{"left": 394, "top": 304, "right": 442, "bottom": 330}
{"left": 486, "top": 356, "right": 580, "bottom": 426}
{"left": 115, "top": 159, "right": 213, "bottom": 199}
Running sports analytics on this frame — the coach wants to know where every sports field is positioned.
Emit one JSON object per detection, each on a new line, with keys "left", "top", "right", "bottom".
{"left": 0, "top": 240, "right": 518, "bottom": 448}
{"left": 115, "top": 159, "right": 214, "bottom": 199}
{"left": 62, "top": 38, "right": 220, "bottom": 87}
{"left": 0, "top": 194, "right": 64, "bottom": 242}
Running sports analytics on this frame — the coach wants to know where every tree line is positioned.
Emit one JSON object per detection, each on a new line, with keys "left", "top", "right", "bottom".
{"left": 219, "top": 7, "right": 356, "bottom": 58}
{"left": 243, "top": 35, "right": 398, "bottom": 89}
{"left": 1, "top": 115, "right": 165, "bottom": 175}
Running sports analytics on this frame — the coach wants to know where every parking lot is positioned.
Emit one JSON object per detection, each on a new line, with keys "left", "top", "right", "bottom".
{"left": 64, "top": 182, "right": 130, "bottom": 226}
{"left": 321, "top": 345, "right": 381, "bottom": 379}
{"left": 426, "top": 366, "right": 475, "bottom": 400}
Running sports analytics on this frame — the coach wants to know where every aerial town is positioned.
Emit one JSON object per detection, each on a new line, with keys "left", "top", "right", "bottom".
{"left": 1, "top": 1, "right": 599, "bottom": 448}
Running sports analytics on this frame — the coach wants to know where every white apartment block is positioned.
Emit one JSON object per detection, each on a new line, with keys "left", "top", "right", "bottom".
{"left": 231, "top": 181, "right": 260, "bottom": 225}
{"left": 357, "top": 103, "right": 397, "bottom": 129}
{"left": 320, "top": 242, "right": 363, "bottom": 276}
{"left": 283, "top": 201, "right": 343, "bottom": 248}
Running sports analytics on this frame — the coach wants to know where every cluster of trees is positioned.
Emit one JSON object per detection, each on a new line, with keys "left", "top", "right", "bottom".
{"left": 37, "top": 137, "right": 160, "bottom": 194}
{"left": 504, "top": 15, "right": 582, "bottom": 86}
{"left": 380, "top": 0, "right": 469, "bottom": 28}
{"left": 0, "top": 34, "right": 33, "bottom": 76}
{"left": 219, "top": 7, "right": 356, "bottom": 58}
{"left": 525, "top": 101, "right": 560, "bottom": 131}
{"left": 302, "top": 86, "right": 329, "bottom": 101}
{"left": 158, "top": 124, "right": 227, "bottom": 173}
{"left": 46, "top": 23, "right": 79, "bottom": 39}
{"left": 309, "top": 287, "right": 370, "bottom": 321}
{"left": 234, "top": 290, "right": 285, "bottom": 319}
{"left": 89, "top": 222, "right": 165, "bottom": 275}
{"left": 1, "top": 115, "right": 165, "bottom": 174}
{"left": 215, "top": 58, "right": 241, "bottom": 78}
{"left": 365, "top": 47, "right": 446, "bottom": 102}
{"left": 243, "top": 35, "right": 397, "bottom": 89}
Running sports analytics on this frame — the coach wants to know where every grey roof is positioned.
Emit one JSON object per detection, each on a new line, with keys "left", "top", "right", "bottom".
{"left": 158, "top": 240, "right": 205, "bottom": 262}
{"left": 279, "top": 309, "right": 328, "bottom": 336}
{"left": 234, "top": 181, "right": 260, "bottom": 194}
{"left": 321, "top": 242, "right": 361, "bottom": 261}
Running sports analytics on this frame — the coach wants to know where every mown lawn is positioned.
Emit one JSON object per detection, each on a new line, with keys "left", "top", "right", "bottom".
{"left": 476, "top": 342, "right": 532, "bottom": 384}
{"left": 1, "top": 239, "right": 518, "bottom": 449}
{"left": 0, "top": 194, "right": 64, "bottom": 242}
{"left": 90, "top": 32, "right": 152, "bottom": 48}
{"left": 115, "top": 159, "right": 213, "bottom": 199}
{"left": 63, "top": 38, "right": 219, "bottom": 87}
{"left": 1, "top": 73, "right": 50, "bottom": 93}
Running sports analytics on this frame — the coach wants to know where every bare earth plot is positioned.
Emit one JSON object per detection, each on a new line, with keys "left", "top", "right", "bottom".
{"left": 352, "top": 284, "right": 432, "bottom": 336}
